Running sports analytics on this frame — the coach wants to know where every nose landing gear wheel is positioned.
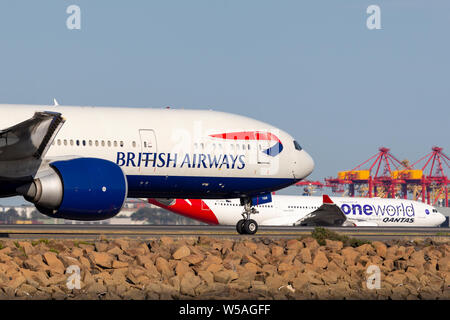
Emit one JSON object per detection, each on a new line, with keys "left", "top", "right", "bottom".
{"left": 236, "top": 196, "right": 262, "bottom": 234}
{"left": 236, "top": 219, "right": 246, "bottom": 234}
{"left": 243, "top": 219, "right": 258, "bottom": 235}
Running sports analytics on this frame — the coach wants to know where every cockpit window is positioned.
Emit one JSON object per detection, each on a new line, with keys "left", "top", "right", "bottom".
{"left": 293, "top": 140, "right": 302, "bottom": 151}
{"left": 432, "top": 209, "right": 438, "bottom": 213}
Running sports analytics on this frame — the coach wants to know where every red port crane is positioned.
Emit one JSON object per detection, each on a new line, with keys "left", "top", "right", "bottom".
{"left": 323, "top": 147, "right": 409, "bottom": 199}
{"left": 409, "top": 146, "right": 450, "bottom": 206}
{"left": 296, "top": 146, "right": 449, "bottom": 207}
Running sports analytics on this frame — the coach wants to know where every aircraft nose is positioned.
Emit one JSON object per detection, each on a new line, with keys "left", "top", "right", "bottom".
{"left": 437, "top": 213, "right": 446, "bottom": 226}
{"left": 293, "top": 150, "right": 314, "bottom": 180}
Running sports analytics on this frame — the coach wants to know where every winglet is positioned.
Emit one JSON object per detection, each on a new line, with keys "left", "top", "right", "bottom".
{"left": 323, "top": 194, "right": 334, "bottom": 204}
{"left": 53, "top": 98, "right": 59, "bottom": 106}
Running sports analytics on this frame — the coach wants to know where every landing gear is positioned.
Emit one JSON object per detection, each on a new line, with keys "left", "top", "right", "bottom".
{"left": 243, "top": 219, "right": 258, "bottom": 234}
{"left": 236, "top": 219, "right": 246, "bottom": 234}
{"left": 235, "top": 197, "right": 259, "bottom": 235}
{"left": 236, "top": 219, "right": 258, "bottom": 235}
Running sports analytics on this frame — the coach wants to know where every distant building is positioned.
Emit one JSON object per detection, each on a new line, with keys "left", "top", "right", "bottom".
{"left": 115, "top": 200, "right": 156, "bottom": 218}
{"left": 0, "top": 200, "right": 154, "bottom": 225}
{"left": 0, "top": 205, "right": 36, "bottom": 219}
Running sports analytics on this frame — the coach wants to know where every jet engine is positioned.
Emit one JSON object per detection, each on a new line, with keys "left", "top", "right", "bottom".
{"left": 17, "top": 158, "right": 127, "bottom": 220}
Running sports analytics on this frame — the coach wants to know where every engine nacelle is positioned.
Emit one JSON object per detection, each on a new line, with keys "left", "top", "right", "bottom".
{"left": 18, "top": 158, "right": 127, "bottom": 220}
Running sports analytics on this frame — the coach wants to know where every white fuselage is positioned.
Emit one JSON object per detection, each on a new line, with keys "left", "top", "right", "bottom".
{"left": 201, "top": 195, "right": 446, "bottom": 227}
{"left": 0, "top": 104, "right": 314, "bottom": 199}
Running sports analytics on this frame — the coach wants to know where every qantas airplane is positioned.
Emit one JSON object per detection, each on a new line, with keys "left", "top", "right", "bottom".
{"left": 149, "top": 195, "right": 447, "bottom": 234}
{"left": 0, "top": 103, "right": 314, "bottom": 222}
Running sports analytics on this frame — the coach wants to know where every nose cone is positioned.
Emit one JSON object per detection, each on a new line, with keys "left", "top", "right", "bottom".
{"left": 293, "top": 150, "right": 315, "bottom": 180}
{"left": 436, "top": 213, "right": 446, "bottom": 226}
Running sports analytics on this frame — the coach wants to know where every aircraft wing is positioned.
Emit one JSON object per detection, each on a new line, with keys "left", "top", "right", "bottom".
{"left": 0, "top": 111, "right": 65, "bottom": 161}
{"left": 294, "top": 195, "right": 349, "bottom": 226}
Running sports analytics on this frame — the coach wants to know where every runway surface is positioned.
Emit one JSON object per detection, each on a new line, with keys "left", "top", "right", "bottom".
{"left": 0, "top": 224, "right": 448, "bottom": 240}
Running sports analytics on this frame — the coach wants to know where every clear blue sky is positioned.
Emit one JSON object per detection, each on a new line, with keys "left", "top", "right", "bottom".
{"left": 0, "top": 1, "right": 449, "bottom": 204}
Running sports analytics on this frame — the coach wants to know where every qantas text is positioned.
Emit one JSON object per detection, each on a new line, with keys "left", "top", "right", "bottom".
{"left": 116, "top": 152, "right": 246, "bottom": 169}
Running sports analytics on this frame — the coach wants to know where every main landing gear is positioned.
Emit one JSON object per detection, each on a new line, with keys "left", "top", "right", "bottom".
{"left": 236, "top": 197, "right": 259, "bottom": 235}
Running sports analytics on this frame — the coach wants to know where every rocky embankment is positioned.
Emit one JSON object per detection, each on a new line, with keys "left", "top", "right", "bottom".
{"left": 0, "top": 236, "right": 448, "bottom": 300}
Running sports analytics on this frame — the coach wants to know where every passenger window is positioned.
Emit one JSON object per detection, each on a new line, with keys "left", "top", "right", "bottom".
{"left": 107, "top": 141, "right": 111, "bottom": 147}
{"left": 95, "top": 140, "right": 99, "bottom": 147}
{"left": 114, "top": 141, "right": 118, "bottom": 147}
{"left": 82, "top": 140, "right": 86, "bottom": 146}
{"left": 70, "top": 140, "right": 74, "bottom": 146}
{"left": 120, "top": 141, "right": 124, "bottom": 147}
{"left": 132, "top": 141, "right": 136, "bottom": 148}
{"left": 57, "top": 140, "right": 61, "bottom": 146}
{"left": 101, "top": 141, "right": 105, "bottom": 147}
{"left": 64, "top": 140, "right": 67, "bottom": 146}
{"left": 89, "top": 140, "right": 93, "bottom": 146}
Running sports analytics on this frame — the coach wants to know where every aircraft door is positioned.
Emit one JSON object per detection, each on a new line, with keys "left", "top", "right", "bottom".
{"left": 139, "top": 129, "right": 157, "bottom": 172}
{"left": 257, "top": 133, "right": 271, "bottom": 165}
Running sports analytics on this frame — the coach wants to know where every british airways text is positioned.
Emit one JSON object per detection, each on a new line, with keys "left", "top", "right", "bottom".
{"left": 116, "top": 152, "right": 246, "bottom": 169}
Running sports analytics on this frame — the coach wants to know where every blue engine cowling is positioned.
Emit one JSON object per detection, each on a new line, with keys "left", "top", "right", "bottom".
{"left": 30, "top": 158, "right": 128, "bottom": 220}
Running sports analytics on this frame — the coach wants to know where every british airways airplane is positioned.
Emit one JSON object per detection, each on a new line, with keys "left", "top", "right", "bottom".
{"left": 0, "top": 104, "right": 314, "bottom": 222}
{"left": 149, "top": 195, "right": 446, "bottom": 234}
